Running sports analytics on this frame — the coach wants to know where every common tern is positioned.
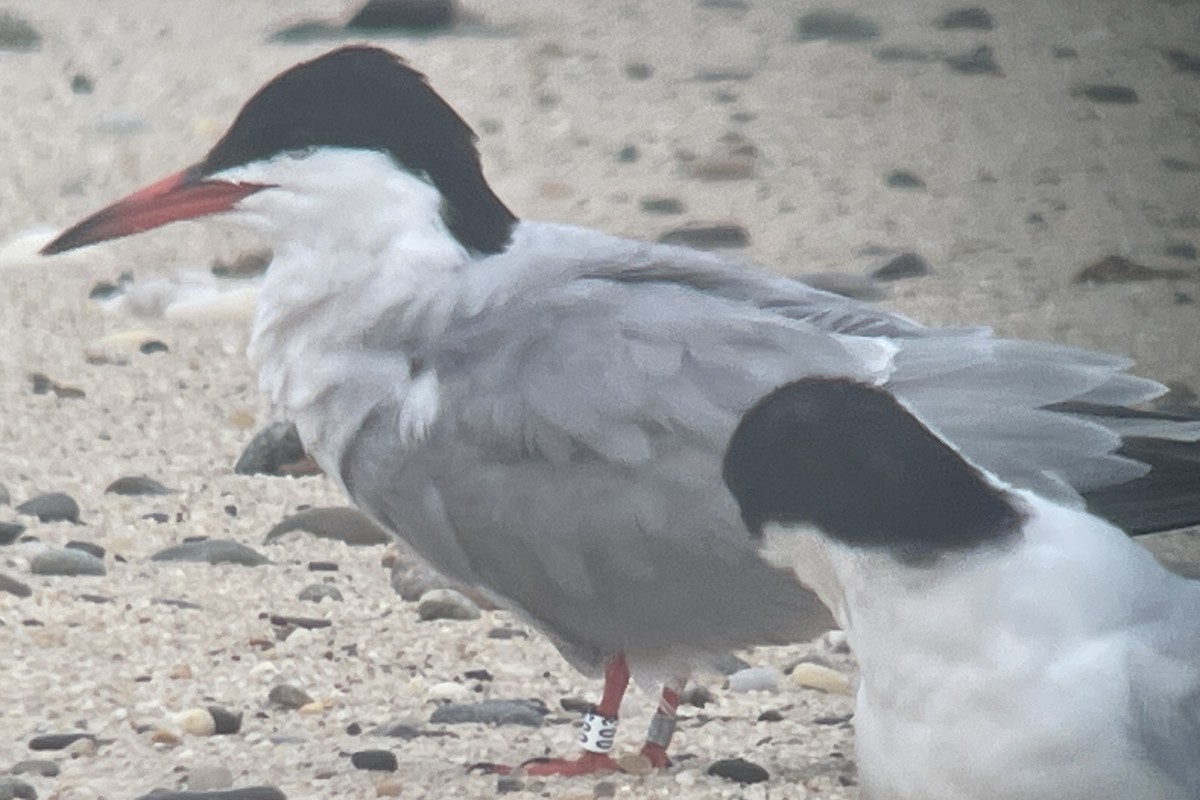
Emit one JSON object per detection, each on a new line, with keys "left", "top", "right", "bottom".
{"left": 43, "top": 46, "right": 1200, "bottom": 775}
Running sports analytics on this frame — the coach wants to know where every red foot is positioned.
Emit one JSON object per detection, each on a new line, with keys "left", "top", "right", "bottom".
{"left": 521, "top": 752, "right": 622, "bottom": 776}
{"left": 639, "top": 742, "right": 672, "bottom": 769}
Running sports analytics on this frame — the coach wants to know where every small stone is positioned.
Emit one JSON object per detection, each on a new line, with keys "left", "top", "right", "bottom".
{"left": 10, "top": 759, "right": 59, "bottom": 777}
{"left": 727, "top": 666, "right": 780, "bottom": 693}
{"left": 375, "top": 779, "right": 405, "bottom": 797}
{"left": 0, "top": 776, "right": 37, "bottom": 800}
{"left": 658, "top": 222, "right": 750, "bottom": 249}
{"left": 616, "top": 754, "right": 654, "bottom": 775}
{"left": 70, "top": 73, "right": 94, "bottom": 93}
{"left": 757, "top": 709, "right": 785, "bottom": 722}
{"left": 1166, "top": 242, "right": 1196, "bottom": 260}
{"left": 28, "top": 732, "right": 96, "bottom": 751}
{"left": 16, "top": 492, "right": 80, "bottom": 523}
{"left": 143, "top": 513, "right": 170, "bottom": 524}
{"left": 264, "top": 506, "right": 390, "bottom": 546}
{"left": 496, "top": 776, "right": 524, "bottom": 794}
{"left": 1163, "top": 157, "right": 1200, "bottom": 173}
{"left": 1073, "top": 84, "right": 1138, "bottom": 104}
{"left": 429, "top": 698, "right": 548, "bottom": 727}
{"left": 374, "top": 720, "right": 421, "bottom": 739}
{"left": 934, "top": 7, "right": 993, "bottom": 30}
{"left": 30, "top": 547, "right": 105, "bottom": 577}
{"left": 708, "top": 757, "right": 770, "bottom": 784}
{"left": 0, "top": 521, "right": 25, "bottom": 545}
{"left": 0, "top": 10, "right": 40, "bottom": 51}
{"left": 390, "top": 560, "right": 453, "bottom": 601}
{"left": 1074, "top": 255, "right": 1186, "bottom": 283}
{"left": 615, "top": 145, "right": 640, "bottom": 163}
{"left": 268, "top": 614, "right": 332, "bottom": 629}
{"left": 80, "top": 593, "right": 115, "bottom": 604}
{"left": 208, "top": 706, "right": 243, "bottom": 735}
{"left": 680, "top": 685, "right": 715, "bottom": 708}
{"left": 639, "top": 196, "right": 685, "bottom": 215}
{"left": 791, "top": 662, "right": 852, "bottom": 694}
{"left": 168, "top": 664, "right": 193, "bottom": 679}
{"left": 132, "top": 788, "right": 285, "bottom": 800}
{"left": 351, "top": 749, "right": 399, "bottom": 771}
{"left": 795, "top": 10, "right": 879, "bottom": 42}
{"left": 0, "top": 573, "right": 32, "bottom": 597}
{"left": 299, "top": 583, "right": 343, "bottom": 603}
{"left": 694, "top": 67, "right": 755, "bottom": 82}
{"left": 150, "top": 729, "right": 182, "bottom": 746}
{"left": 155, "top": 597, "right": 201, "bottom": 610}
{"left": 1166, "top": 48, "right": 1200, "bottom": 75}
{"left": 417, "top": 588, "right": 481, "bottom": 621}
{"left": 234, "top": 422, "right": 308, "bottom": 476}
{"left": 487, "top": 626, "right": 528, "bottom": 640}
{"left": 944, "top": 46, "right": 1000, "bottom": 75}
{"left": 346, "top": 0, "right": 455, "bottom": 31}
{"left": 686, "top": 156, "right": 755, "bottom": 181}
{"left": 186, "top": 765, "right": 234, "bottom": 791}
{"left": 873, "top": 252, "right": 931, "bottom": 281}
{"left": 176, "top": 708, "right": 217, "bottom": 736}
{"left": 464, "top": 668, "right": 494, "bottom": 682}
{"left": 624, "top": 62, "right": 653, "bottom": 80}
{"left": 151, "top": 539, "right": 270, "bottom": 566}
{"left": 308, "top": 561, "right": 339, "bottom": 572}
{"left": 269, "top": 684, "right": 314, "bottom": 710}
{"left": 298, "top": 701, "right": 326, "bottom": 714}
{"left": 211, "top": 248, "right": 272, "bottom": 277}
{"left": 65, "top": 540, "right": 105, "bottom": 559}
{"left": 886, "top": 170, "right": 925, "bottom": 189}
{"left": 140, "top": 340, "right": 169, "bottom": 354}
{"left": 66, "top": 736, "right": 97, "bottom": 756}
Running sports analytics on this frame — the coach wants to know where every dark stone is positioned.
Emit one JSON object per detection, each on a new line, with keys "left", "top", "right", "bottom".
{"left": 153, "top": 597, "right": 202, "bottom": 610}
{"left": 0, "top": 776, "right": 36, "bottom": 800}
{"left": 814, "top": 713, "right": 854, "bottom": 725}
{"left": 139, "top": 340, "right": 169, "bottom": 355}
{"left": 234, "top": 422, "right": 307, "bottom": 476}
{"left": 346, "top": 0, "right": 455, "bottom": 31}
{"left": 207, "top": 706, "right": 243, "bottom": 735}
{"left": 1163, "top": 157, "right": 1200, "bottom": 173}
{"left": 710, "top": 653, "right": 752, "bottom": 674}
{"left": 268, "top": 614, "right": 332, "bottom": 630}
{"left": 308, "top": 561, "right": 339, "bottom": 571}
{"left": 695, "top": 67, "right": 755, "bottom": 82}
{"left": 757, "top": 709, "right": 785, "bottom": 722}
{"left": 10, "top": 759, "right": 59, "bottom": 777}
{"left": 65, "top": 540, "right": 105, "bottom": 559}
{"left": 429, "top": 699, "right": 548, "bottom": 727}
{"left": 795, "top": 10, "right": 879, "bottom": 42}
{"left": 934, "top": 7, "right": 993, "bottom": 30}
{"left": 0, "top": 11, "right": 40, "bottom": 51}
{"left": 707, "top": 757, "right": 770, "bottom": 784}
{"left": 16, "top": 492, "right": 80, "bottom": 523}
{"left": 30, "top": 548, "right": 105, "bottom": 577}
{"left": 79, "top": 594, "right": 114, "bottom": 604}
{"left": 143, "top": 512, "right": 170, "bottom": 524}
{"left": 486, "top": 627, "right": 528, "bottom": 640}
{"left": 496, "top": 777, "right": 524, "bottom": 794}
{"left": 1073, "top": 84, "right": 1138, "bottom": 104}
{"left": 70, "top": 73, "right": 94, "bottom": 94}
{"left": 1166, "top": 49, "right": 1200, "bottom": 75}
{"left": 298, "top": 583, "right": 343, "bottom": 602}
{"left": 268, "top": 684, "right": 313, "bottom": 709}
{"left": 615, "top": 144, "right": 640, "bottom": 163}
{"left": 639, "top": 196, "right": 685, "bottom": 215}
{"left": 106, "top": 476, "right": 174, "bottom": 496}
{"left": 872, "top": 252, "right": 931, "bottom": 281}
{"left": 0, "top": 521, "right": 24, "bottom": 544}
{"left": 263, "top": 506, "right": 390, "bottom": 546}
{"left": 350, "top": 749, "right": 398, "bottom": 771}
{"left": 886, "top": 170, "right": 925, "bottom": 189}
{"left": 1175, "top": 292, "right": 1194, "bottom": 305}
{"left": 374, "top": 721, "right": 421, "bottom": 739}
{"left": 624, "top": 62, "right": 653, "bottom": 80}
{"left": 28, "top": 732, "right": 96, "bottom": 751}
{"left": 0, "top": 572, "right": 32, "bottom": 597}
{"left": 944, "top": 45, "right": 1000, "bottom": 75}
{"left": 151, "top": 539, "right": 270, "bottom": 567}
{"left": 132, "top": 788, "right": 285, "bottom": 800}
{"left": 463, "top": 669, "right": 494, "bottom": 682}
{"left": 658, "top": 222, "right": 750, "bottom": 249}
{"left": 559, "top": 696, "right": 591, "bottom": 713}
{"left": 1165, "top": 242, "right": 1196, "bottom": 260}
{"left": 1074, "top": 255, "right": 1187, "bottom": 283}
{"left": 681, "top": 686, "right": 715, "bottom": 708}
{"left": 28, "top": 373, "right": 84, "bottom": 399}
{"left": 345, "top": 722, "right": 362, "bottom": 735}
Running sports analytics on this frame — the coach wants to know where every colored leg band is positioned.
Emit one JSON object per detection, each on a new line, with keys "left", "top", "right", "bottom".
{"left": 578, "top": 709, "right": 619, "bottom": 753}
{"left": 644, "top": 711, "right": 676, "bottom": 749}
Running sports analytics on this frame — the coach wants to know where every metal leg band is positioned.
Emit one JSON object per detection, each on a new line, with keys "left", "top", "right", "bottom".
{"left": 644, "top": 711, "right": 676, "bottom": 749}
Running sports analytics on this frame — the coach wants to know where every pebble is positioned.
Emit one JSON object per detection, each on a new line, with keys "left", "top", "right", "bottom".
{"left": 65, "top": 540, "right": 106, "bottom": 559}
{"left": 175, "top": 708, "right": 217, "bottom": 736}
{"left": 686, "top": 156, "right": 755, "bottom": 181}
{"left": 708, "top": 758, "right": 770, "bottom": 785}
{"left": 268, "top": 613, "right": 332, "bottom": 630}
{"left": 390, "top": 560, "right": 453, "bottom": 600}
{"left": 105, "top": 475, "right": 174, "bottom": 496}
{"left": 426, "top": 681, "right": 476, "bottom": 704}
{"left": 208, "top": 706, "right": 243, "bottom": 735}
{"left": 872, "top": 252, "right": 931, "bottom": 281}
{"left": 727, "top": 665, "right": 781, "bottom": 693}
{"left": 934, "top": 7, "right": 993, "bottom": 30}
{"left": 1074, "top": 254, "right": 1186, "bottom": 283}
{"left": 417, "top": 588, "right": 481, "bottom": 621}
{"left": 151, "top": 539, "right": 270, "bottom": 566}
{"left": 29, "top": 372, "right": 85, "bottom": 399}
{"left": 1166, "top": 242, "right": 1196, "bottom": 260}
{"left": 70, "top": 73, "right": 94, "bottom": 93}
{"left": 28, "top": 732, "right": 96, "bottom": 751}
{"left": 81, "top": 593, "right": 115, "bottom": 604}
{"left": 0, "top": 10, "right": 40, "bottom": 51}
{"left": 0, "top": 521, "right": 25, "bottom": 544}
{"left": 308, "top": 560, "right": 339, "bottom": 572}
{"left": 1163, "top": 157, "right": 1200, "bottom": 173}
{"left": 757, "top": 709, "right": 785, "bottom": 722}
{"left": 298, "top": 583, "right": 343, "bottom": 603}
{"left": 623, "top": 62, "right": 653, "bottom": 80}
{"left": 885, "top": 169, "right": 925, "bottom": 189}
{"left": 680, "top": 685, "right": 715, "bottom": 708}
{"left": 30, "top": 547, "right": 105, "bottom": 577}
{"left": 429, "top": 698, "right": 548, "bottom": 727}
{"left": 374, "top": 720, "right": 421, "bottom": 739}
{"left": 791, "top": 662, "right": 852, "bottom": 694}
{"left": 15, "top": 492, "right": 81, "bottom": 523}
{"left": 132, "top": 788, "right": 285, "bottom": 800}
{"left": 658, "top": 222, "right": 750, "bottom": 249}
{"left": 638, "top": 196, "right": 684, "bottom": 215}
{"left": 1166, "top": 48, "right": 1200, "bottom": 75}
{"left": 795, "top": 9, "right": 879, "bottom": 41}
{"left": 268, "top": 684, "right": 314, "bottom": 709}
{"left": 0, "top": 777, "right": 36, "bottom": 800}
{"left": 234, "top": 422, "right": 308, "bottom": 476}
{"left": 186, "top": 765, "right": 234, "bottom": 791}
{"left": 375, "top": 778, "right": 405, "bottom": 796}
{"left": 350, "top": 749, "right": 399, "bottom": 771}
{"left": 0, "top": 573, "right": 32, "bottom": 597}
{"left": 10, "top": 759, "right": 59, "bottom": 777}
{"left": 496, "top": 776, "right": 524, "bottom": 794}
{"left": 348, "top": 0, "right": 455, "bottom": 30}
{"left": 616, "top": 754, "right": 654, "bottom": 776}
{"left": 944, "top": 45, "right": 1001, "bottom": 75}
{"left": 1073, "top": 84, "right": 1138, "bottom": 104}
{"left": 155, "top": 597, "right": 202, "bottom": 610}
{"left": 615, "top": 144, "right": 639, "bottom": 163}
{"left": 263, "top": 506, "right": 390, "bottom": 546}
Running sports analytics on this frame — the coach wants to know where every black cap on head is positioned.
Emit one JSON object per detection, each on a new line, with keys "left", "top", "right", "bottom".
{"left": 198, "top": 46, "right": 516, "bottom": 253}
{"left": 723, "top": 378, "right": 1023, "bottom": 559}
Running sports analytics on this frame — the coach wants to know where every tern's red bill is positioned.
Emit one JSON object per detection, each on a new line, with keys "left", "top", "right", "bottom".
{"left": 41, "top": 170, "right": 273, "bottom": 256}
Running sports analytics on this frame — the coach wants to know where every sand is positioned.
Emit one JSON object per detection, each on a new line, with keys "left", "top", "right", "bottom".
{"left": 1, "top": 0, "right": 1198, "bottom": 798}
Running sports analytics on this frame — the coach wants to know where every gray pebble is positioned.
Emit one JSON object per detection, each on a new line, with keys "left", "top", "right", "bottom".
{"left": 16, "top": 492, "right": 80, "bottom": 523}
{"left": 0, "top": 521, "right": 24, "bottom": 545}
{"left": 417, "top": 588, "right": 481, "bottom": 621}
{"left": 727, "top": 665, "right": 781, "bottom": 693}
{"left": 872, "top": 252, "right": 931, "bottom": 281}
{"left": 211, "top": 248, "right": 272, "bottom": 278}
{"left": 207, "top": 706, "right": 243, "bottom": 735}
{"left": 9, "top": 760, "right": 58, "bottom": 777}
{"left": 874, "top": 45, "right": 941, "bottom": 63}
{"left": 944, "top": 45, "right": 1000, "bottom": 75}
{"left": 0, "top": 10, "right": 40, "bottom": 51}
{"left": 80, "top": 594, "right": 115, "bottom": 604}
{"left": 65, "top": 540, "right": 106, "bottom": 559}
{"left": 28, "top": 732, "right": 96, "bottom": 751}
{"left": 307, "top": 561, "right": 338, "bottom": 572}
{"left": 1074, "top": 255, "right": 1186, "bottom": 284}
{"left": 234, "top": 422, "right": 306, "bottom": 476}
{"left": 886, "top": 170, "right": 925, "bottom": 189}
{"left": 268, "top": 684, "right": 313, "bottom": 710}
{"left": 31, "top": 547, "right": 105, "bottom": 577}
{"left": 151, "top": 539, "right": 270, "bottom": 567}
{"left": 638, "top": 196, "right": 685, "bottom": 215}
{"left": 391, "top": 561, "right": 453, "bottom": 601}
{"left": 623, "top": 62, "right": 653, "bottom": 80}
{"left": 153, "top": 597, "right": 202, "bottom": 610}
{"left": 263, "top": 506, "right": 389, "bottom": 546}
{"left": 1163, "top": 157, "right": 1200, "bottom": 173}
{"left": 681, "top": 686, "right": 715, "bottom": 708}
{"left": 658, "top": 222, "right": 750, "bottom": 249}
{"left": 707, "top": 757, "right": 770, "bottom": 784}
{"left": 373, "top": 721, "right": 421, "bottom": 739}
{"left": 105, "top": 476, "right": 174, "bottom": 496}
{"left": 795, "top": 10, "right": 879, "bottom": 42}
{"left": 350, "top": 749, "right": 398, "bottom": 771}
{"left": 133, "top": 788, "right": 285, "bottom": 800}
{"left": 1073, "top": 84, "right": 1138, "bottom": 104}
{"left": 70, "top": 73, "right": 94, "bottom": 94}
{"left": 615, "top": 144, "right": 639, "bottom": 163}
{"left": 1165, "top": 242, "right": 1196, "bottom": 260}
{"left": 0, "top": 572, "right": 32, "bottom": 597}
{"left": 934, "top": 7, "right": 993, "bottom": 30}
{"left": 298, "top": 583, "right": 343, "bottom": 603}
{"left": 430, "top": 699, "right": 548, "bottom": 727}
{"left": 1166, "top": 48, "right": 1200, "bottom": 75}
{"left": 0, "top": 776, "right": 36, "bottom": 800}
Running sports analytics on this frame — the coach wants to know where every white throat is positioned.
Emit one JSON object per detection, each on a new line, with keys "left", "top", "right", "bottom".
{"left": 220, "top": 148, "right": 470, "bottom": 473}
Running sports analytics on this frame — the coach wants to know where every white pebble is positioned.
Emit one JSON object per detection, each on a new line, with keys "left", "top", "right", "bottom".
{"left": 727, "top": 665, "right": 780, "bottom": 693}
{"left": 175, "top": 708, "right": 216, "bottom": 736}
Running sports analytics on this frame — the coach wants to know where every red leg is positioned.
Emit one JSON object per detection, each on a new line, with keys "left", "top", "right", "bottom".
{"left": 639, "top": 673, "right": 687, "bottom": 768}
